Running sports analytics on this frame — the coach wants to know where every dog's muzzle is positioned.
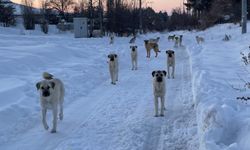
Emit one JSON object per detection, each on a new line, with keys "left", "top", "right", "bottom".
{"left": 42, "top": 91, "right": 50, "bottom": 97}
{"left": 110, "top": 58, "right": 114, "bottom": 61}
{"left": 156, "top": 77, "right": 163, "bottom": 82}
{"left": 132, "top": 48, "right": 135, "bottom": 51}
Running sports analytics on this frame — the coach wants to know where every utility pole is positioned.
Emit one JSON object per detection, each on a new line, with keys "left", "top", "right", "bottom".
{"left": 242, "top": 0, "right": 247, "bottom": 34}
{"left": 139, "top": 0, "right": 142, "bottom": 34}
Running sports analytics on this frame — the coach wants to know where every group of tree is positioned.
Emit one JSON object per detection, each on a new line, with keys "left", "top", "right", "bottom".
{"left": 184, "top": 0, "right": 242, "bottom": 29}
{"left": 0, "top": 0, "right": 15, "bottom": 27}
{"left": 0, "top": 0, "right": 249, "bottom": 33}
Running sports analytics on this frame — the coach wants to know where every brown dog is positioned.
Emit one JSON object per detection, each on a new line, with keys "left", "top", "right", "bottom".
{"left": 144, "top": 40, "right": 160, "bottom": 58}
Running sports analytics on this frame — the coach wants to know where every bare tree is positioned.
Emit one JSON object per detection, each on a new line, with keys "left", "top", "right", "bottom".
{"left": 21, "top": 0, "right": 35, "bottom": 30}
{"left": 48, "top": 0, "right": 75, "bottom": 19}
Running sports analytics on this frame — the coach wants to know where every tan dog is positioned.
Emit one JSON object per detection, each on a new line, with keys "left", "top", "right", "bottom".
{"left": 152, "top": 70, "right": 167, "bottom": 117}
{"left": 36, "top": 72, "right": 65, "bottom": 133}
{"left": 166, "top": 50, "right": 175, "bottom": 78}
{"left": 108, "top": 54, "right": 119, "bottom": 84}
{"left": 144, "top": 40, "right": 160, "bottom": 58}
{"left": 196, "top": 36, "right": 204, "bottom": 44}
{"left": 168, "top": 34, "right": 175, "bottom": 41}
{"left": 130, "top": 46, "right": 138, "bottom": 70}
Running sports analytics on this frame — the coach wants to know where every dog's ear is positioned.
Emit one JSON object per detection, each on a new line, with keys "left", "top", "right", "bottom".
{"left": 152, "top": 71, "right": 156, "bottom": 77}
{"left": 50, "top": 81, "right": 55, "bottom": 89}
{"left": 130, "top": 46, "right": 132, "bottom": 49}
{"left": 108, "top": 54, "right": 111, "bottom": 58}
{"left": 114, "top": 54, "right": 117, "bottom": 58}
{"left": 162, "top": 70, "right": 167, "bottom": 76}
{"left": 135, "top": 46, "right": 137, "bottom": 48}
{"left": 36, "top": 82, "right": 41, "bottom": 90}
{"left": 166, "top": 50, "right": 169, "bottom": 54}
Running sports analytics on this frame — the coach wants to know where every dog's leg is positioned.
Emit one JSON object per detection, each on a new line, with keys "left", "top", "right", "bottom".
{"left": 154, "top": 96, "right": 159, "bottom": 117}
{"left": 110, "top": 68, "right": 115, "bottom": 84}
{"left": 115, "top": 67, "right": 118, "bottom": 82}
{"left": 42, "top": 108, "right": 49, "bottom": 130}
{"left": 112, "top": 71, "right": 116, "bottom": 84}
{"left": 135, "top": 57, "right": 138, "bottom": 70}
{"left": 167, "top": 65, "right": 170, "bottom": 79}
{"left": 172, "top": 66, "right": 175, "bottom": 79}
{"left": 59, "top": 100, "right": 63, "bottom": 120}
{"left": 51, "top": 106, "right": 58, "bottom": 133}
{"left": 131, "top": 58, "right": 134, "bottom": 70}
{"left": 160, "top": 96, "right": 165, "bottom": 116}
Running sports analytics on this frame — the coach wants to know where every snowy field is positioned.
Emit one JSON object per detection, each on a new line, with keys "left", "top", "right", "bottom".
{"left": 0, "top": 23, "right": 250, "bottom": 150}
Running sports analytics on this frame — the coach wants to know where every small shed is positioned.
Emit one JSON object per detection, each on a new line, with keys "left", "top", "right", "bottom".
{"left": 73, "top": 18, "right": 88, "bottom": 38}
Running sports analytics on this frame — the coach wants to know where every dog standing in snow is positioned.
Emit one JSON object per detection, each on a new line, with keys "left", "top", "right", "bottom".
{"left": 152, "top": 70, "right": 167, "bottom": 117}
{"left": 144, "top": 40, "right": 160, "bottom": 58}
{"left": 168, "top": 34, "right": 175, "bottom": 41}
{"left": 196, "top": 36, "right": 204, "bottom": 44}
{"left": 166, "top": 50, "right": 175, "bottom": 78}
{"left": 36, "top": 72, "right": 65, "bottom": 133}
{"left": 108, "top": 54, "right": 119, "bottom": 84}
{"left": 179, "top": 35, "right": 183, "bottom": 46}
{"left": 109, "top": 33, "right": 115, "bottom": 44}
{"left": 129, "top": 36, "right": 136, "bottom": 44}
{"left": 174, "top": 37, "right": 179, "bottom": 48}
{"left": 130, "top": 46, "right": 138, "bottom": 70}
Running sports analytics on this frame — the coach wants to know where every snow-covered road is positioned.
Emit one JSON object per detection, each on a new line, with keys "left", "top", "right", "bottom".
{"left": 0, "top": 28, "right": 198, "bottom": 150}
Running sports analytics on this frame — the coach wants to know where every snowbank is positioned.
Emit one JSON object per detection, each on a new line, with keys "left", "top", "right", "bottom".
{"left": 184, "top": 23, "right": 250, "bottom": 150}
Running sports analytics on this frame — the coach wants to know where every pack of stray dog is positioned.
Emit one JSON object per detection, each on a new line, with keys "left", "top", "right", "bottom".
{"left": 35, "top": 35, "right": 180, "bottom": 134}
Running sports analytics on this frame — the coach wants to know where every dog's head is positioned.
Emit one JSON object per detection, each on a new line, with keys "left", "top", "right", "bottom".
{"left": 166, "top": 50, "right": 174, "bottom": 57}
{"left": 144, "top": 40, "right": 149, "bottom": 45}
{"left": 108, "top": 54, "right": 117, "bottom": 61}
{"left": 36, "top": 80, "right": 55, "bottom": 97}
{"left": 152, "top": 70, "right": 167, "bottom": 83}
{"left": 130, "top": 46, "right": 137, "bottom": 52}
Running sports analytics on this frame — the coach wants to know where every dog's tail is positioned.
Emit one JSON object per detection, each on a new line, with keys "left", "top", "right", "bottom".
{"left": 43, "top": 72, "right": 53, "bottom": 80}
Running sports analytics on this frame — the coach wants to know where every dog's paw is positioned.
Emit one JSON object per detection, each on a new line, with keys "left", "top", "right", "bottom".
{"left": 50, "top": 129, "right": 57, "bottom": 133}
{"left": 44, "top": 125, "right": 49, "bottom": 130}
{"left": 160, "top": 114, "right": 164, "bottom": 117}
{"left": 154, "top": 114, "right": 159, "bottom": 117}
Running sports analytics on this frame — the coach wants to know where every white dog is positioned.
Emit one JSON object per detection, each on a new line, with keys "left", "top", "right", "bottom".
{"left": 152, "top": 70, "right": 167, "bottom": 117}
{"left": 130, "top": 46, "right": 138, "bottom": 70}
{"left": 196, "top": 36, "right": 204, "bottom": 44}
{"left": 108, "top": 54, "right": 119, "bottom": 84}
{"left": 166, "top": 50, "right": 175, "bottom": 78}
{"left": 36, "top": 72, "right": 65, "bottom": 133}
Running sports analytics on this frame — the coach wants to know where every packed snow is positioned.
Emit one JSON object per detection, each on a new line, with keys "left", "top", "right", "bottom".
{"left": 0, "top": 23, "right": 250, "bottom": 150}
